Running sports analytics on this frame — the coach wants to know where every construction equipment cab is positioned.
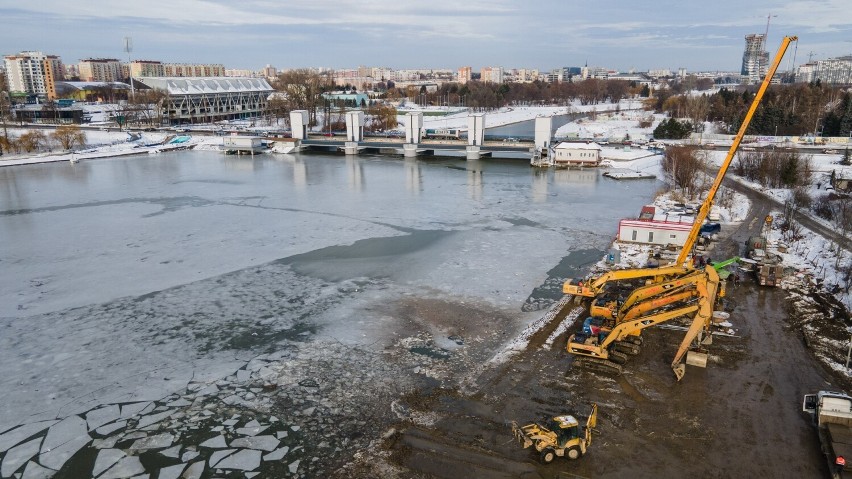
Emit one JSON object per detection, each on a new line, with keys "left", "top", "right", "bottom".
{"left": 512, "top": 404, "right": 598, "bottom": 464}
{"left": 803, "top": 391, "right": 852, "bottom": 478}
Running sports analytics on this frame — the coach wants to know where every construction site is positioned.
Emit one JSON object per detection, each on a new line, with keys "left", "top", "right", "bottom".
{"left": 4, "top": 36, "right": 852, "bottom": 479}
{"left": 337, "top": 35, "right": 852, "bottom": 479}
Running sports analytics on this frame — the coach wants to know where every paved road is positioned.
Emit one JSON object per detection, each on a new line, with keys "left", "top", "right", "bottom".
{"left": 722, "top": 175, "right": 852, "bottom": 253}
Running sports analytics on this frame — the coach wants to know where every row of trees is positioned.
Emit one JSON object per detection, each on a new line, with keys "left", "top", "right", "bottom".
{"left": 0, "top": 125, "right": 86, "bottom": 154}
{"left": 653, "top": 82, "right": 852, "bottom": 137}
{"left": 263, "top": 69, "right": 658, "bottom": 130}
{"left": 733, "top": 149, "right": 813, "bottom": 189}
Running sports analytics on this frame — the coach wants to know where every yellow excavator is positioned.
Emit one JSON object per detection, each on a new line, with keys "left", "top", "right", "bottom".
{"left": 566, "top": 265, "right": 721, "bottom": 374}
{"left": 563, "top": 265, "right": 689, "bottom": 299}
{"left": 589, "top": 268, "right": 708, "bottom": 319}
{"left": 564, "top": 35, "right": 798, "bottom": 380}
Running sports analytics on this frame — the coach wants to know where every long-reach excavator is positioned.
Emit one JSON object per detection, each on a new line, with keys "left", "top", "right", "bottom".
{"left": 564, "top": 35, "right": 798, "bottom": 380}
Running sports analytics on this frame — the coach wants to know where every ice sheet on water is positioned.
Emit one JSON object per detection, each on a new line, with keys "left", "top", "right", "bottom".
{"left": 100, "top": 455, "right": 144, "bottom": 479}
{"left": 199, "top": 435, "right": 227, "bottom": 448}
{"left": 39, "top": 415, "right": 90, "bottom": 470}
{"left": 1, "top": 437, "right": 42, "bottom": 478}
{"left": 235, "top": 425, "right": 267, "bottom": 437}
{"left": 160, "top": 444, "right": 181, "bottom": 458}
{"left": 0, "top": 421, "right": 56, "bottom": 453}
{"left": 263, "top": 446, "right": 289, "bottom": 461}
{"left": 95, "top": 420, "right": 127, "bottom": 436}
{"left": 209, "top": 448, "right": 237, "bottom": 467}
{"left": 182, "top": 450, "right": 200, "bottom": 462}
{"left": 21, "top": 460, "right": 55, "bottom": 479}
{"left": 130, "top": 432, "right": 174, "bottom": 451}
{"left": 137, "top": 410, "right": 174, "bottom": 428}
{"left": 120, "top": 402, "right": 152, "bottom": 419}
{"left": 229, "top": 435, "right": 279, "bottom": 451}
{"left": 216, "top": 449, "right": 261, "bottom": 471}
{"left": 288, "top": 459, "right": 301, "bottom": 474}
{"left": 93, "top": 449, "right": 125, "bottom": 477}
{"left": 182, "top": 461, "right": 204, "bottom": 479}
{"left": 157, "top": 463, "right": 186, "bottom": 479}
{"left": 85, "top": 405, "right": 121, "bottom": 431}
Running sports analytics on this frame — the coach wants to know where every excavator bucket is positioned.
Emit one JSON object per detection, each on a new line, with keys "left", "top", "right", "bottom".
{"left": 673, "top": 363, "right": 686, "bottom": 381}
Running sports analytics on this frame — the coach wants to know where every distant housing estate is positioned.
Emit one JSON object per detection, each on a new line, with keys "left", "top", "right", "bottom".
{"left": 796, "top": 56, "right": 852, "bottom": 85}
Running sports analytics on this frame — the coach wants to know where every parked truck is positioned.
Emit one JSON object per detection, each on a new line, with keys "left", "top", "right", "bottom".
{"left": 803, "top": 391, "right": 852, "bottom": 478}
{"left": 743, "top": 235, "right": 785, "bottom": 286}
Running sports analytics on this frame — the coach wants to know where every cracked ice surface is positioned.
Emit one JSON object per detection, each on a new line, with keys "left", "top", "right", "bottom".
{"left": 39, "top": 416, "right": 90, "bottom": 470}
{"left": 0, "top": 153, "right": 660, "bottom": 476}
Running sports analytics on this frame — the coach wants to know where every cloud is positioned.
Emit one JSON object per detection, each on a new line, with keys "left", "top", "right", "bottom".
{"left": 2, "top": 0, "right": 850, "bottom": 71}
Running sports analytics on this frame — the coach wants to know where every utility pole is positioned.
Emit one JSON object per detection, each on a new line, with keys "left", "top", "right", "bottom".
{"left": 124, "top": 37, "right": 135, "bottom": 100}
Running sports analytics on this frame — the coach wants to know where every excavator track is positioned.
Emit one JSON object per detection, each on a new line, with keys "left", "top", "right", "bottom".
{"left": 613, "top": 341, "right": 641, "bottom": 356}
{"left": 576, "top": 357, "right": 624, "bottom": 375}
{"left": 609, "top": 350, "right": 630, "bottom": 364}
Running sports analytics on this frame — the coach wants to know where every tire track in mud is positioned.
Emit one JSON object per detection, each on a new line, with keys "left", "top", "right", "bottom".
{"left": 380, "top": 298, "right": 586, "bottom": 479}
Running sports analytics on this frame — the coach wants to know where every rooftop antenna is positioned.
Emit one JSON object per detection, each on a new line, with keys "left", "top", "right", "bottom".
{"left": 124, "top": 36, "right": 135, "bottom": 99}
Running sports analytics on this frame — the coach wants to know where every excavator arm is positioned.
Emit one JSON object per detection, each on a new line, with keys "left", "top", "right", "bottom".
{"left": 598, "top": 304, "right": 700, "bottom": 351}
{"left": 671, "top": 266, "right": 721, "bottom": 380}
{"left": 615, "top": 270, "right": 706, "bottom": 316}
{"left": 563, "top": 265, "right": 688, "bottom": 298}
{"left": 675, "top": 36, "right": 798, "bottom": 267}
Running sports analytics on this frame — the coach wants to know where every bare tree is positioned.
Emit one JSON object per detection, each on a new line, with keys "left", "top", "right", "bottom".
{"left": 273, "top": 70, "right": 328, "bottom": 127}
{"left": 52, "top": 125, "right": 86, "bottom": 150}
{"left": 18, "top": 130, "right": 47, "bottom": 152}
{"left": 661, "top": 145, "right": 705, "bottom": 199}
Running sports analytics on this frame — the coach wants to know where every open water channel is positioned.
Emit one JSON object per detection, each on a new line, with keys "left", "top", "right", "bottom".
{"left": 0, "top": 150, "right": 661, "bottom": 477}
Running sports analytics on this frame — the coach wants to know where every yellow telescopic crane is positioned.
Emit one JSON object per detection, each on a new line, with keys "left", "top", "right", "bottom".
{"left": 674, "top": 35, "right": 798, "bottom": 267}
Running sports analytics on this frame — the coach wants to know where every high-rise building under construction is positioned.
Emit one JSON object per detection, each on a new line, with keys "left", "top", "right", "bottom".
{"left": 741, "top": 34, "right": 769, "bottom": 84}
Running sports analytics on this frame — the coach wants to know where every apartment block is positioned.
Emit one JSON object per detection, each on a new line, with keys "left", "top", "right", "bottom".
{"left": 78, "top": 58, "right": 123, "bottom": 82}
{"left": 3, "top": 51, "right": 64, "bottom": 99}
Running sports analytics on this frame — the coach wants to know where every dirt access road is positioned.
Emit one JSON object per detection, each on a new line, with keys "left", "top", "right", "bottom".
{"left": 362, "top": 188, "right": 850, "bottom": 478}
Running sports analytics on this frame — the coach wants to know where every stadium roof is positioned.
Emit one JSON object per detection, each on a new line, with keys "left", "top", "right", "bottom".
{"left": 134, "top": 77, "right": 273, "bottom": 95}
{"left": 56, "top": 81, "right": 131, "bottom": 92}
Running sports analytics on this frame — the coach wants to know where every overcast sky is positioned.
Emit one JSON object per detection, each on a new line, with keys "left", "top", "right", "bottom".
{"left": 2, "top": 0, "right": 851, "bottom": 73}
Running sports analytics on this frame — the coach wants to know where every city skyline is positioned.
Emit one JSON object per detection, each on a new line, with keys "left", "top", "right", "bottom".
{"left": 2, "top": 0, "right": 851, "bottom": 72}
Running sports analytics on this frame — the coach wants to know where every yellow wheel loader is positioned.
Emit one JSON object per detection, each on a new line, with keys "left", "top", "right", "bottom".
{"left": 512, "top": 404, "right": 598, "bottom": 464}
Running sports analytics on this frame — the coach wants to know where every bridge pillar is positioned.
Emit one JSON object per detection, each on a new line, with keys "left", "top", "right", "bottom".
{"left": 466, "top": 146, "right": 481, "bottom": 160}
{"left": 535, "top": 116, "right": 553, "bottom": 151}
{"left": 345, "top": 111, "right": 364, "bottom": 142}
{"left": 344, "top": 141, "right": 359, "bottom": 155}
{"left": 467, "top": 113, "right": 485, "bottom": 146}
{"left": 403, "top": 143, "right": 418, "bottom": 158}
{"left": 290, "top": 110, "right": 309, "bottom": 140}
{"left": 405, "top": 112, "right": 423, "bottom": 144}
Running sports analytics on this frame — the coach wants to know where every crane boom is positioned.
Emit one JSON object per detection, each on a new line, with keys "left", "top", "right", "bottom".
{"left": 675, "top": 35, "right": 798, "bottom": 267}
